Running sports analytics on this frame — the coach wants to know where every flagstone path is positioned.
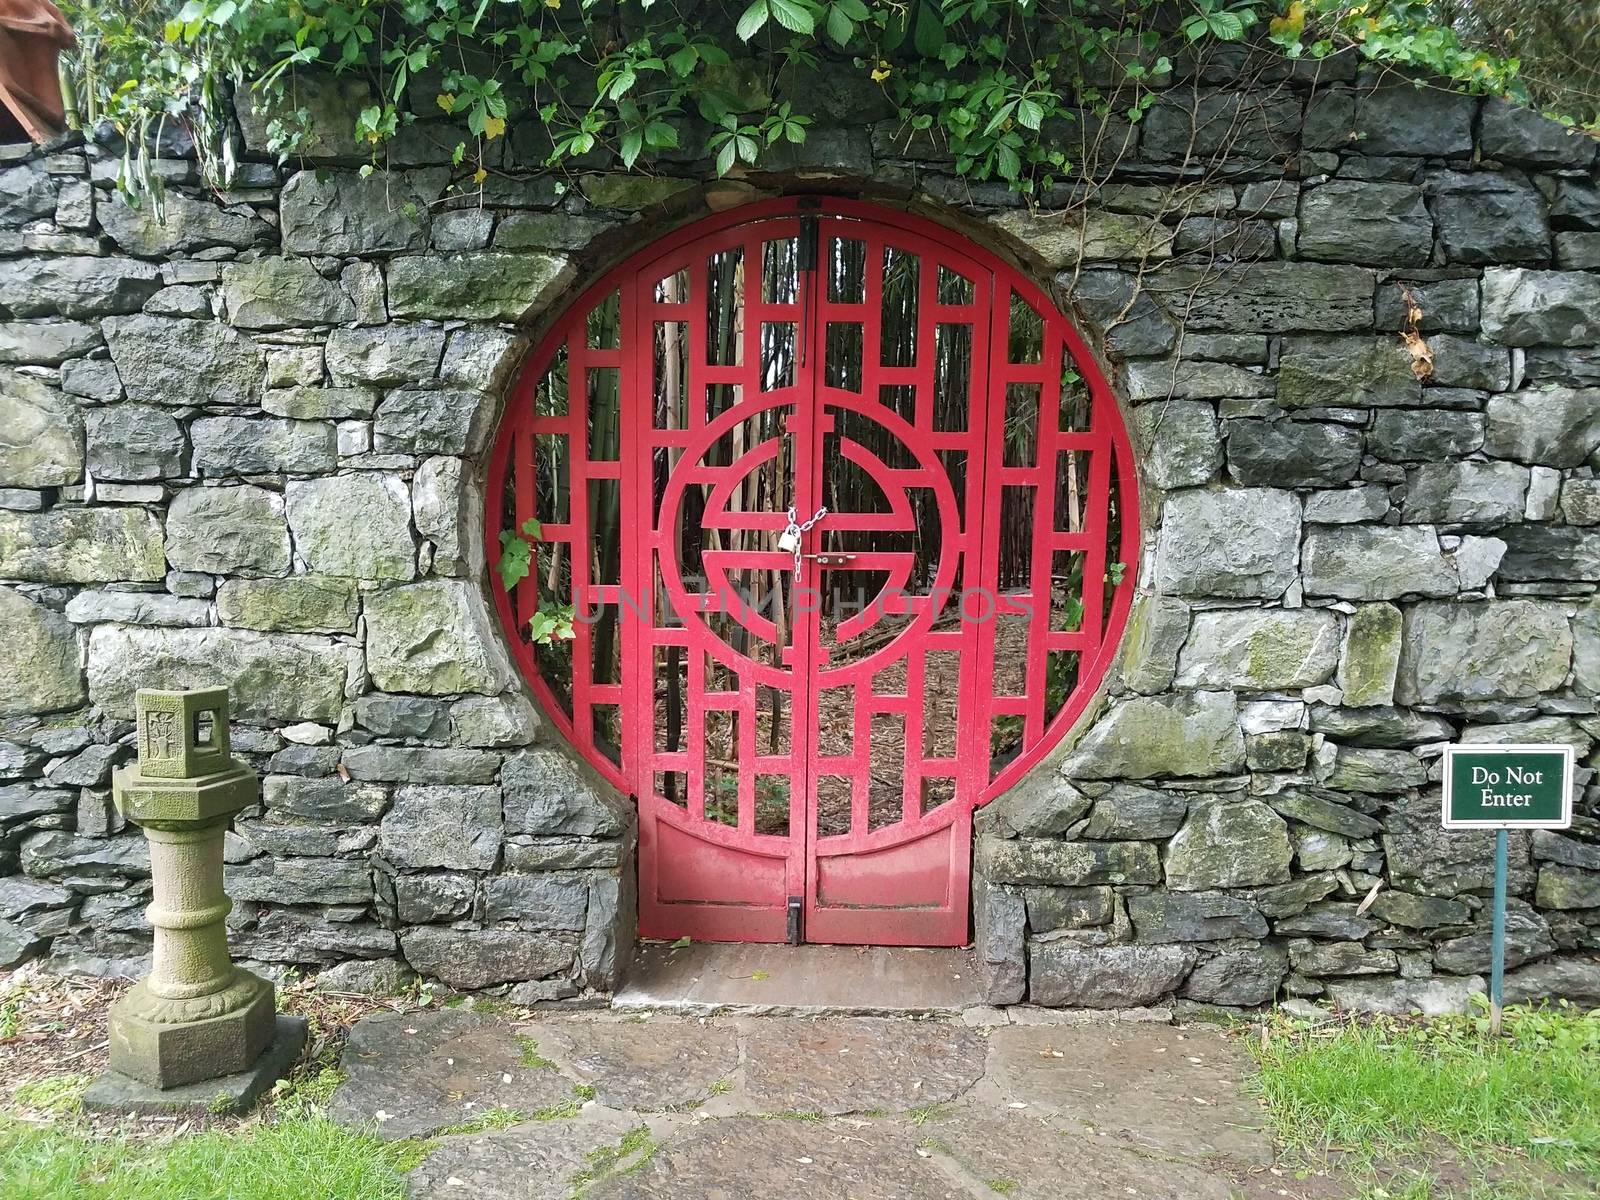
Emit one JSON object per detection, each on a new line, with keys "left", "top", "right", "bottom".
{"left": 328, "top": 1005, "right": 1340, "bottom": 1200}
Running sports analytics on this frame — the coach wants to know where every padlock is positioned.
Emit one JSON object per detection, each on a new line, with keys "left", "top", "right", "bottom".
{"left": 777, "top": 528, "right": 799, "bottom": 554}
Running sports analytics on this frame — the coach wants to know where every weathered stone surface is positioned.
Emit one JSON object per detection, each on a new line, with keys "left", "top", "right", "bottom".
{"left": 85, "top": 405, "right": 185, "bottom": 481}
{"left": 1384, "top": 793, "right": 1536, "bottom": 896}
{"left": 1029, "top": 943, "right": 1196, "bottom": 1008}
{"left": 1429, "top": 172, "right": 1549, "bottom": 265}
{"left": 1483, "top": 387, "right": 1600, "bottom": 468}
{"left": 1155, "top": 488, "right": 1299, "bottom": 598}
{"left": 1504, "top": 957, "right": 1600, "bottom": 1006}
{"left": 502, "top": 749, "right": 628, "bottom": 838}
{"left": 977, "top": 837, "right": 1161, "bottom": 887}
{"left": 1535, "top": 865, "right": 1600, "bottom": 910}
{"left": 1227, "top": 419, "right": 1361, "bottom": 487}
{"left": 1303, "top": 485, "right": 1389, "bottom": 524}
{"left": 342, "top": 746, "right": 499, "bottom": 785}
{"left": 1405, "top": 461, "right": 1529, "bottom": 525}
{"left": 1368, "top": 410, "right": 1484, "bottom": 461}
{"left": 372, "top": 388, "right": 489, "bottom": 455}
{"left": 1126, "top": 359, "right": 1273, "bottom": 402}
{"left": 0, "top": 587, "right": 84, "bottom": 718}
{"left": 190, "top": 416, "right": 338, "bottom": 477}
{"left": 228, "top": 855, "right": 372, "bottom": 906}
{"left": 0, "top": 256, "right": 160, "bottom": 318}
{"left": 1144, "top": 262, "right": 1375, "bottom": 334}
{"left": 165, "top": 484, "right": 290, "bottom": 576}
{"left": 399, "top": 927, "right": 576, "bottom": 989}
{"left": 412, "top": 456, "right": 464, "bottom": 566}
{"left": 20, "top": 830, "right": 149, "bottom": 878}
{"left": 1128, "top": 892, "right": 1267, "bottom": 942}
{"left": 983, "top": 769, "right": 1091, "bottom": 839}
{"left": 263, "top": 775, "right": 390, "bottom": 823}
{"left": 280, "top": 171, "right": 433, "bottom": 256}
{"left": 1263, "top": 786, "right": 1382, "bottom": 839}
{"left": 449, "top": 694, "right": 540, "bottom": 749}
{"left": 387, "top": 253, "right": 572, "bottom": 322}
{"left": 1174, "top": 608, "right": 1340, "bottom": 690}
{"left": 1435, "top": 902, "right": 1554, "bottom": 973}
{"left": 325, "top": 325, "right": 447, "bottom": 386}
{"left": 222, "top": 259, "right": 357, "bottom": 330}
{"left": 741, "top": 1017, "right": 985, "bottom": 1114}
{"left": 1132, "top": 401, "right": 1221, "bottom": 489}
{"left": 0, "top": 320, "right": 101, "bottom": 366}
{"left": 1277, "top": 337, "right": 1420, "bottom": 408}
{"left": 1325, "top": 975, "right": 1485, "bottom": 1016}
{"left": 1181, "top": 945, "right": 1287, "bottom": 1006}
{"left": 354, "top": 695, "right": 451, "bottom": 741}
{"left": 1428, "top": 335, "right": 1512, "bottom": 391}
{"left": 1289, "top": 940, "right": 1396, "bottom": 977}
{"left": 378, "top": 785, "right": 502, "bottom": 871}
{"left": 364, "top": 581, "right": 508, "bottom": 694}
{"left": 0, "top": 369, "right": 81, "bottom": 488}
{"left": 1481, "top": 269, "right": 1600, "bottom": 347}
{"left": 1068, "top": 270, "right": 1178, "bottom": 360}
{"left": 1480, "top": 99, "right": 1597, "bottom": 169}
{"left": 1165, "top": 799, "right": 1292, "bottom": 891}
{"left": 482, "top": 873, "right": 588, "bottom": 931}
{"left": 1297, "top": 180, "right": 1432, "bottom": 266}
{"left": 216, "top": 576, "right": 359, "bottom": 634}
{"left": 990, "top": 208, "right": 1173, "bottom": 267}
{"left": 1302, "top": 525, "right": 1456, "bottom": 600}
{"left": 328, "top": 1010, "right": 578, "bottom": 1138}
{"left": 972, "top": 880, "right": 1024, "bottom": 1004}
{"left": 262, "top": 386, "right": 376, "bottom": 420}
{"left": 1396, "top": 601, "right": 1571, "bottom": 705}
{"left": 1063, "top": 691, "right": 1244, "bottom": 780}
{"left": 103, "top": 315, "right": 265, "bottom": 407}
{"left": 1023, "top": 884, "right": 1116, "bottom": 932}
{"left": 99, "top": 191, "right": 271, "bottom": 256}
{"left": 1338, "top": 603, "right": 1401, "bottom": 707}
{"left": 1369, "top": 891, "right": 1471, "bottom": 929}
{"left": 1080, "top": 785, "right": 1188, "bottom": 841}
{"left": 0, "top": 162, "right": 56, "bottom": 225}
{"left": 286, "top": 474, "right": 415, "bottom": 580}
{"left": 0, "top": 507, "right": 165, "bottom": 583}
{"left": 88, "top": 625, "right": 354, "bottom": 722}
{"left": 1497, "top": 525, "right": 1600, "bottom": 582}
{"left": 1115, "top": 593, "right": 1189, "bottom": 695}
{"left": 1317, "top": 745, "right": 1426, "bottom": 792}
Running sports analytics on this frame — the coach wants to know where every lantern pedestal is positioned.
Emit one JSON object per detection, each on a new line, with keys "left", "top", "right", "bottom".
{"left": 84, "top": 688, "right": 305, "bottom": 1116}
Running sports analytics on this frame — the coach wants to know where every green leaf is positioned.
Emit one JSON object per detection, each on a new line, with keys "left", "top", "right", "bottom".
{"left": 768, "top": 0, "right": 816, "bottom": 35}
{"left": 912, "top": 1, "right": 945, "bottom": 56}
{"left": 670, "top": 936, "right": 693, "bottom": 948}
{"left": 496, "top": 531, "right": 531, "bottom": 591}
{"left": 825, "top": 5, "right": 854, "bottom": 46}
{"left": 735, "top": 0, "right": 769, "bottom": 41}
{"left": 620, "top": 127, "right": 644, "bottom": 167}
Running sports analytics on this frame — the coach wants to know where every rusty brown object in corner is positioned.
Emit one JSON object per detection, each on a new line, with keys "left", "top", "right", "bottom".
{"left": 0, "top": 0, "right": 75, "bottom": 144}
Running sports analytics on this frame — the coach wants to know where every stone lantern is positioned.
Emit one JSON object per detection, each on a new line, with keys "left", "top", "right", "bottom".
{"left": 86, "top": 687, "right": 305, "bottom": 1114}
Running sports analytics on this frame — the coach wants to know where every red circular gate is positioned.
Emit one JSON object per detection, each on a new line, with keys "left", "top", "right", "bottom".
{"left": 487, "top": 198, "right": 1139, "bottom": 946}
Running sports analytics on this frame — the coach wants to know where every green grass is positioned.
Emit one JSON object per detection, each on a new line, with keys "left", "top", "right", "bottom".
{"left": 434, "top": 1106, "right": 529, "bottom": 1136}
{"left": 569, "top": 1126, "right": 658, "bottom": 1197}
{"left": 515, "top": 1034, "right": 554, "bottom": 1070}
{"left": 1250, "top": 1002, "right": 1600, "bottom": 1197}
{"left": 0, "top": 1114, "right": 419, "bottom": 1200}
{"left": 11, "top": 1075, "right": 90, "bottom": 1116}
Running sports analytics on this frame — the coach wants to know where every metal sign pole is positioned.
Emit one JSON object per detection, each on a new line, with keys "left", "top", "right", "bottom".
{"left": 1490, "top": 828, "right": 1508, "bottom": 1038}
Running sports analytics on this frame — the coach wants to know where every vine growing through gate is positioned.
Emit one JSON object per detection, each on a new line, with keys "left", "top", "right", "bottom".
{"left": 56, "top": 0, "right": 1578, "bottom": 213}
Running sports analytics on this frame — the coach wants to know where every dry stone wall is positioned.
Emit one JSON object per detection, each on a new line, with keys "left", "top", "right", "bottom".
{"left": 1, "top": 52, "right": 1598, "bottom": 1008}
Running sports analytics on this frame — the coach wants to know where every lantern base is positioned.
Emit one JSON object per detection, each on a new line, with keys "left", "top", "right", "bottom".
{"left": 108, "top": 971, "right": 276, "bottom": 1089}
{"left": 86, "top": 1013, "right": 307, "bottom": 1118}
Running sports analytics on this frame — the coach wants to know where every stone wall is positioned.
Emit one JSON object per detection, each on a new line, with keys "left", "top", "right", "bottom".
{"left": 2, "top": 49, "right": 1598, "bottom": 1007}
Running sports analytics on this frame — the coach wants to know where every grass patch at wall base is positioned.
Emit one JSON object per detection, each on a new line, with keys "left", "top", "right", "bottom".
{"left": 1250, "top": 1002, "right": 1600, "bottom": 1194}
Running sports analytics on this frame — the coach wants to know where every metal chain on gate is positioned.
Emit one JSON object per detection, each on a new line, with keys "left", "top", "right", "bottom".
{"left": 777, "top": 505, "right": 828, "bottom": 581}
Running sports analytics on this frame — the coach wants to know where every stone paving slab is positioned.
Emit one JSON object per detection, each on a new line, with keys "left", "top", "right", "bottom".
{"left": 985, "top": 1021, "right": 1272, "bottom": 1167}
{"left": 335, "top": 1008, "right": 1283, "bottom": 1198}
{"left": 407, "top": 1107, "right": 644, "bottom": 1200}
{"left": 586, "top": 1116, "right": 973, "bottom": 1200}
{"left": 521, "top": 1015, "right": 740, "bottom": 1110}
{"left": 330, "top": 1009, "right": 580, "bottom": 1139}
{"left": 738, "top": 1016, "right": 986, "bottom": 1115}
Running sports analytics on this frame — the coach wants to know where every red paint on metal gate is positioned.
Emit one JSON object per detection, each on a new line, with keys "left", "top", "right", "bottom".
{"left": 487, "top": 198, "right": 1139, "bottom": 946}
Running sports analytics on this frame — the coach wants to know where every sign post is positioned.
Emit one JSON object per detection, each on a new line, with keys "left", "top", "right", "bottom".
{"left": 1442, "top": 744, "right": 1574, "bottom": 1036}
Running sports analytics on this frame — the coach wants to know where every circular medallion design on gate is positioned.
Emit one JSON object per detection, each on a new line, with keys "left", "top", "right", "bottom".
{"left": 656, "top": 392, "right": 962, "bottom": 684}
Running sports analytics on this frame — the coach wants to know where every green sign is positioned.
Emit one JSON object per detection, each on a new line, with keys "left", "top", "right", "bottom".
{"left": 1442, "top": 744, "right": 1574, "bottom": 829}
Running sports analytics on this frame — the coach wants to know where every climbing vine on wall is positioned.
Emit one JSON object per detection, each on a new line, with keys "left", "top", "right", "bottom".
{"left": 58, "top": 0, "right": 1576, "bottom": 207}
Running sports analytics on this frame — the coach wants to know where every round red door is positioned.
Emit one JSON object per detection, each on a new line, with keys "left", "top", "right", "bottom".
{"left": 488, "top": 198, "right": 1138, "bottom": 945}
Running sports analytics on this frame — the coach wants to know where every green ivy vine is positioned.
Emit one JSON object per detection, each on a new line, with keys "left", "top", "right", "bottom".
{"left": 58, "top": 0, "right": 1565, "bottom": 209}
